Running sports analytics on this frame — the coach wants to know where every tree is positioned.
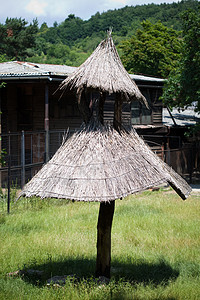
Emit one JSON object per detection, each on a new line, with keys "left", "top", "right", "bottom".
{"left": 0, "top": 54, "right": 7, "bottom": 63}
{"left": 0, "top": 18, "right": 38, "bottom": 60}
{"left": 0, "top": 55, "right": 7, "bottom": 88}
{"left": 119, "top": 20, "right": 183, "bottom": 78}
{"left": 39, "top": 22, "right": 48, "bottom": 34}
{"left": 162, "top": 5, "right": 200, "bottom": 113}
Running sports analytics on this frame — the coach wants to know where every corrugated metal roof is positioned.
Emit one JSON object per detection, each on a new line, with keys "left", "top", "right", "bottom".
{"left": 0, "top": 61, "right": 76, "bottom": 77}
{"left": 0, "top": 61, "right": 165, "bottom": 83}
{"left": 129, "top": 73, "right": 164, "bottom": 83}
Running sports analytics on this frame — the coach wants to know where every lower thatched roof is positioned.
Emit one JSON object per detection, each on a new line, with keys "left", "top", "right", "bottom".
{"left": 20, "top": 123, "right": 191, "bottom": 201}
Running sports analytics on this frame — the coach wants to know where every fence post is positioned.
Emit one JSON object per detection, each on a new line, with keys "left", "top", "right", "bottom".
{"left": 166, "top": 138, "right": 171, "bottom": 166}
{"left": 7, "top": 134, "right": 11, "bottom": 214}
{"left": 45, "top": 130, "right": 49, "bottom": 163}
{"left": 189, "top": 146, "right": 194, "bottom": 183}
{"left": 21, "top": 130, "right": 25, "bottom": 188}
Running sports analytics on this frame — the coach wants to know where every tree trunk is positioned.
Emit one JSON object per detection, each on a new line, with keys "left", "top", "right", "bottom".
{"left": 95, "top": 201, "right": 115, "bottom": 278}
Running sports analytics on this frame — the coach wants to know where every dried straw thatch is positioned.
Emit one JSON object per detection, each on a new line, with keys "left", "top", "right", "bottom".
{"left": 20, "top": 122, "right": 191, "bottom": 201}
{"left": 20, "top": 31, "right": 191, "bottom": 202}
{"left": 59, "top": 31, "right": 147, "bottom": 106}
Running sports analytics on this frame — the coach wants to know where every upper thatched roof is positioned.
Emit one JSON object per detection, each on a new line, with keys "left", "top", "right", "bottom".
{"left": 59, "top": 31, "right": 147, "bottom": 106}
{"left": 20, "top": 123, "right": 191, "bottom": 201}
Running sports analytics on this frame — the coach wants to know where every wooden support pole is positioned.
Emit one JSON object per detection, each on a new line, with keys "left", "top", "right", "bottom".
{"left": 98, "top": 92, "right": 106, "bottom": 125}
{"left": 7, "top": 134, "right": 11, "bottom": 214}
{"left": 77, "top": 90, "right": 92, "bottom": 124}
{"left": 0, "top": 90, "right": 2, "bottom": 187}
{"left": 21, "top": 130, "right": 25, "bottom": 188}
{"left": 95, "top": 201, "right": 115, "bottom": 278}
{"left": 45, "top": 84, "right": 49, "bottom": 162}
{"left": 95, "top": 92, "right": 122, "bottom": 278}
{"left": 113, "top": 93, "right": 123, "bottom": 131}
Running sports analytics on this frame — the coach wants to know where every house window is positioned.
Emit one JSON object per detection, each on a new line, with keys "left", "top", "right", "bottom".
{"left": 131, "top": 89, "right": 152, "bottom": 125}
{"left": 50, "top": 95, "right": 80, "bottom": 119}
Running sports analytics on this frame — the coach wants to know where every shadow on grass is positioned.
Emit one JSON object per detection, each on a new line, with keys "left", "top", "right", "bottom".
{"left": 111, "top": 258, "right": 179, "bottom": 285}
{"left": 21, "top": 256, "right": 179, "bottom": 287}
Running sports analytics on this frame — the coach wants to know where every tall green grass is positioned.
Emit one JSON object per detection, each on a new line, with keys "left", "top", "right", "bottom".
{"left": 0, "top": 190, "right": 199, "bottom": 299}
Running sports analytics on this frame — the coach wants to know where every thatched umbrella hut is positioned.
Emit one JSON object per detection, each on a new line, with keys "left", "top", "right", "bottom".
{"left": 20, "top": 31, "right": 192, "bottom": 278}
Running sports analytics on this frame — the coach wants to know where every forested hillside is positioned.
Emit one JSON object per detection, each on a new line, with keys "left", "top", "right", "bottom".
{"left": 30, "top": 0, "right": 198, "bottom": 66}
{"left": 0, "top": 0, "right": 199, "bottom": 69}
{"left": 38, "top": 0, "right": 196, "bottom": 45}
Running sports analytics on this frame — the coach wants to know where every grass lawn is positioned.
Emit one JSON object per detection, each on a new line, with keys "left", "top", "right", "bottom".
{"left": 0, "top": 189, "right": 199, "bottom": 299}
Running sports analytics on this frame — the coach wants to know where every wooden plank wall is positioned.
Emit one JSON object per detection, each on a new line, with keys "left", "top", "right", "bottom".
{"left": 151, "top": 88, "right": 163, "bottom": 125}
{"left": 104, "top": 94, "right": 131, "bottom": 127}
{"left": 49, "top": 85, "right": 83, "bottom": 130}
{"left": 1, "top": 81, "right": 163, "bottom": 133}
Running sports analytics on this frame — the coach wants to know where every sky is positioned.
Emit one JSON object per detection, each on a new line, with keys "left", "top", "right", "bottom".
{"left": 0, "top": 0, "right": 181, "bottom": 26}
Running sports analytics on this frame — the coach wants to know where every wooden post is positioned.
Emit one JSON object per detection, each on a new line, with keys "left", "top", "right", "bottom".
{"left": 77, "top": 90, "right": 92, "bottom": 124}
{"left": 95, "top": 201, "right": 115, "bottom": 278}
{"left": 98, "top": 92, "right": 106, "bottom": 125}
{"left": 45, "top": 84, "right": 50, "bottom": 162}
{"left": 21, "top": 130, "right": 25, "bottom": 188}
{"left": 7, "top": 134, "right": 11, "bottom": 214}
{"left": 95, "top": 92, "right": 116, "bottom": 278}
{"left": 0, "top": 91, "right": 2, "bottom": 187}
{"left": 95, "top": 92, "right": 123, "bottom": 278}
{"left": 77, "top": 90, "right": 122, "bottom": 278}
{"left": 114, "top": 93, "right": 123, "bottom": 131}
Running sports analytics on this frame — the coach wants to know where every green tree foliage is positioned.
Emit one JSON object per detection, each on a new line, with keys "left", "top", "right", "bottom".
{"left": 0, "top": 55, "right": 7, "bottom": 88}
{"left": 0, "top": 54, "right": 7, "bottom": 63}
{"left": 0, "top": 18, "right": 38, "bottom": 60}
{"left": 162, "top": 5, "right": 200, "bottom": 113}
{"left": 120, "top": 20, "right": 182, "bottom": 77}
{"left": 40, "top": 14, "right": 86, "bottom": 46}
{"left": 0, "top": 1, "right": 199, "bottom": 68}
{"left": 29, "top": 41, "right": 89, "bottom": 66}
{"left": 34, "top": 1, "right": 199, "bottom": 48}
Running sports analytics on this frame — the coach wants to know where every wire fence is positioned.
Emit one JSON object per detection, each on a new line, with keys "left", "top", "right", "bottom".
{"left": 0, "top": 129, "right": 77, "bottom": 188}
{"left": 142, "top": 135, "right": 200, "bottom": 183}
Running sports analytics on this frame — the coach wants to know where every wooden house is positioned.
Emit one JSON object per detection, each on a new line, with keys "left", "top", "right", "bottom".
{"left": 0, "top": 61, "right": 165, "bottom": 186}
{"left": 0, "top": 61, "right": 199, "bottom": 184}
{"left": 0, "top": 61, "right": 164, "bottom": 134}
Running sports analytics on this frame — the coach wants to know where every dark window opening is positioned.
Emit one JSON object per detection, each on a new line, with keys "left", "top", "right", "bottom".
{"left": 17, "top": 87, "right": 33, "bottom": 131}
{"left": 131, "top": 89, "right": 152, "bottom": 125}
